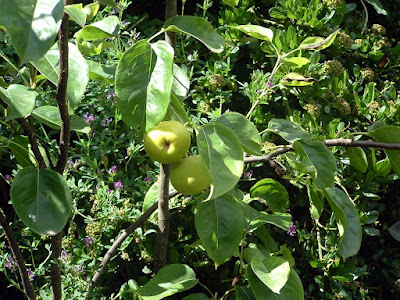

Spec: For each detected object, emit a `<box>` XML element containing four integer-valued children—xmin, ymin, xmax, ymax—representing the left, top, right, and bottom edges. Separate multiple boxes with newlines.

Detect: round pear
<box><xmin>170</xmin><ymin>155</ymin><xmax>212</xmax><ymax>195</ymax></box>
<box><xmin>143</xmin><ymin>120</ymin><xmax>191</xmax><ymax>164</ymax></box>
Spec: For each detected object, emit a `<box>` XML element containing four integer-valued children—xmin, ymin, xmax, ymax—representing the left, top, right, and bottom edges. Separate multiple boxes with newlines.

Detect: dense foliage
<box><xmin>1</xmin><ymin>0</ymin><xmax>400</xmax><ymax>299</ymax></box>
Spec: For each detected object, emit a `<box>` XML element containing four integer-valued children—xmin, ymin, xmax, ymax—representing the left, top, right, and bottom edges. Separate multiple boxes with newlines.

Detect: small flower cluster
<box><xmin>367</xmin><ymin>101</ymin><xmax>380</xmax><ymax>115</ymax></box>
<box><xmin>322</xmin><ymin>0</ymin><xmax>343</xmax><ymax>9</ymax></box>
<box><xmin>360</xmin><ymin>67</ymin><xmax>375</xmax><ymax>81</ymax></box>
<box><xmin>336</xmin><ymin>31</ymin><xmax>353</xmax><ymax>49</ymax></box>
<box><xmin>304</xmin><ymin>103</ymin><xmax>321</xmax><ymax>118</ymax></box>
<box><xmin>4</xmin><ymin>255</ymin><xmax>17</xmax><ymax>272</ymax></box>
<box><xmin>323</xmin><ymin>60</ymin><xmax>343</xmax><ymax>77</ymax></box>
<box><xmin>242</xmin><ymin>170</ymin><xmax>253</xmax><ymax>179</ymax></box>
<box><xmin>336</xmin><ymin>97</ymin><xmax>351</xmax><ymax>116</ymax></box>
<box><xmin>86</xmin><ymin>221</ymin><xmax>102</xmax><ymax>238</ymax></box>
<box><xmin>101</xmin><ymin>117</ymin><xmax>112</xmax><ymax>127</ymax></box>
<box><xmin>85</xmin><ymin>237</ymin><xmax>94</xmax><ymax>248</ymax></box>
<box><xmin>209</xmin><ymin>74</ymin><xmax>225</xmax><ymax>89</ymax></box>
<box><xmin>370</xmin><ymin>24</ymin><xmax>386</xmax><ymax>36</ymax></box>
<box><xmin>114</xmin><ymin>180</ymin><xmax>124</xmax><ymax>191</ymax></box>
<box><xmin>107</xmin><ymin>165</ymin><xmax>118</xmax><ymax>176</ymax></box>
<box><xmin>287</xmin><ymin>221</ymin><xmax>297</xmax><ymax>236</ymax></box>
<box><xmin>83</xmin><ymin>113</ymin><xmax>96</xmax><ymax>125</ymax></box>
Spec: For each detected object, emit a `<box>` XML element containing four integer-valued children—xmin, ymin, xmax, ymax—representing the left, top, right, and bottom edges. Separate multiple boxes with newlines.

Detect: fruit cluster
<box><xmin>143</xmin><ymin>121</ymin><xmax>211</xmax><ymax>196</ymax></box>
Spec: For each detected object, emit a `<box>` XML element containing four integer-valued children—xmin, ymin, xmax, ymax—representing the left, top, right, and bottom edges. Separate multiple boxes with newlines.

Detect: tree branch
<box><xmin>51</xmin><ymin>1</ymin><xmax>71</xmax><ymax>299</ymax></box>
<box><xmin>165</xmin><ymin>0</ymin><xmax>177</xmax><ymax>49</ymax></box>
<box><xmin>0</xmin><ymin>210</ymin><xmax>36</xmax><ymax>299</ymax></box>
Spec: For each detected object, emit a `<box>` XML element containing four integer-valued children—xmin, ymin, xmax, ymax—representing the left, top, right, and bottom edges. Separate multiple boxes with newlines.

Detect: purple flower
<box><xmin>114</xmin><ymin>180</ymin><xmax>124</xmax><ymax>191</ymax></box>
<box><xmin>85</xmin><ymin>237</ymin><xmax>93</xmax><ymax>248</ymax></box>
<box><xmin>267</xmin><ymin>79</ymin><xmax>273</xmax><ymax>87</ymax></box>
<box><xmin>27</xmin><ymin>268</ymin><xmax>34</xmax><ymax>281</ymax></box>
<box><xmin>73</xmin><ymin>265</ymin><xmax>84</xmax><ymax>275</ymax></box>
<box><xmin>60</xmin><ymin>250</ymin><xmax>71</xmax><ymax>262</ymax></box>
<box><xmin>83</xmin><ymin>113</ymin><xmax>96</xmax><ymax>125</ymax></box>
<box><xmin>107</xmin><ymin>165</ymin><xmax>118</xmax><ymax>175</ymax></box>
<box><xmin>144</xmin><ymin>176</ymin><xmax>152</xmax><ymax>182</ymax></box>
<box><xmin>287</xmin><ymin>221</ymin><xmax>297</xmax><ymax>236</ymax></box>
<box><xmin>101</xmin><ymin>118</ymin><xmax>113</xmax><ymax>127</ymax></box>
<box><xmin>4</xmin><ymin>255</ymin><xmax>17</xmax><ymax>272</ymax></box>
<box><xmin>106</xmin><ymin>189</ymin><xmax>112</xmax><ymax>193</ymax></box>
<box><xmin>243</xmin><ymin>170</ymin><xmax>253</xmax><ymax>179</ymax></box>
<box><xmin>5</xmin><ymin>174</ymin><xmax>11</xmax><ymax>180</ymax></box>
<box><xmin>106</xmin><ymin>90</ymin><xmax>116</xmax><ymax>99</ymax></box>
<box><xmin>66</xmin><ymin>159</ymin><xmax>79</xmax><ymax>170</ymax></box>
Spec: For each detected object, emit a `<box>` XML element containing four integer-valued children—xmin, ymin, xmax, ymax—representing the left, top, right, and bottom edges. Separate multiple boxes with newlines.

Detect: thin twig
<box><xmin>359</xmin><ymin>0</ymin><xmax>369</xmax><ymax>34</ymax></box>
<box><xmin>0</xmin><ymin>210</ymin><xmax>36</xmax><ymax>299</ymax></box>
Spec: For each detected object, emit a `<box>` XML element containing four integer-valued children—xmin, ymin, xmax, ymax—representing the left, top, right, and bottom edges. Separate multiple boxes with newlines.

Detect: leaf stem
<box><xmin>0</xmin><ymin>51</ymin><xmax>30</xmax><ymax>87</ymax></box>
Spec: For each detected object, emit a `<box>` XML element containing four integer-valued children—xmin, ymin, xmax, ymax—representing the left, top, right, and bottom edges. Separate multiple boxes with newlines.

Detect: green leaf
<box><xmin>247</xmin><ymin>266</ymin><xmax>304</xmax><ymax>300</ymax></box>
<box><xmin>293</xmin><ymin>140</ymin><xmax>336</xmax><ymax>190</ymax></box>
<box><xmin>83</xmin><ymin>3</ymin><xmax>100</xmax><ymax>22</ymax></box>
<box><xmin>76</xmin><ymin>16</ymin><xmax>119</xmax><ymax>41</ymax></box>
<box><xmin>300</xmin><ymin>30</ymin><xmax>338</xmax><ymax>51</ymax></box>
<box><xmin>10</xmin><ymin>167</ymin><xmax>72</xmax><ymax>236</ymax></box>
<box><xmin>31</xmin><ymin>106</ymin><xmax>90</xmax><ymax>134</ymax></box>
<box><xmin>389</xmin><ymin>222</ymin><xmax>400</xmax><ymax>242</ymax></box>
<box><xmin>217</xmin><ymin>112</ymin><xmax>262</xmax><ymax>155</ymax></box>
<box><xmin>145</xmin><ymin>41</ymin><xmax>174</xmax><ymax>131</ymax></box>
<box><xmin>31</xmin><ymin>42</ymin><xmax>89</xmax><ymax>109</ymax></box>
<box><xmin>194</xmin><ymin>195</ymin><xmax>246</xmax><ymax>266</ymax></box>
<box><xmin>65</xmin><ymin>4</ymin><xmax>86</xmax><ymax>27</ymax></box>
<box><xmin>77</xmin><ymin>40</ymin><xmax>114</xmax><ymax>56</ymax></box>
<box><xmin>281</xmin><ymin>73</ymin><xmax>315</xmax><ymax>86</ymax></box>
<box><xmin>87</xmin><ymin>60</ymin><xmax>116</xmax><ymax>84</ymax></box>
<box><xmin>163</xmin><ymin>16</ymin><xmax>225</xmax><ymax>53</ymax></box>
<box><xmin>283</xmin><ymin>57</ymin><xmax>310</xmax><ymax>69</ymax></box>
<box><xmin>172</xmin><ymin>64</ymin><xmax>190</xmax><ymax>101</ymax></box>
<box><xmin>136</xmin><ymin>264</ymin><xmax>198</xmax><ymax>300</ymax></box>
<box><xmin>268</xmin><ymin>119</ymin><xmax>312</xmax><ymax>143</ymax></box>
<box><xmin>365</xmin><ymin>0</ymin><xmax>387</xmax><ymax>15</ymax></box>
<box><xmin>369</xmin><ymin>126</ymin><xmax>400</xmax><ymax>177</ymax></box>
<box><xmin>346</xmin><ymin>147</ymin><xmax>368</xmax><ymax>173</ymax></box>
<box><xmin>249</xmin><ymin>212</ymin><xmax>292</xmax><ymax>231</ymax></box>
<box><xmin>307</xmin><ymin>183</ymin><xmax>323</xmax><ymax>220</ymax></box>
<box><xmin>251</xmin><ymin>255</ymin><xmax>290</xmax><ymax>294</ymax></box>
<box><xmin>0</xmin><ymin>0</ymin><xmax>63</xmax><ymax>63</ymax></box>
<box><xmin>97</xmin><ymin>0</ymin><xmax>119</xmax><ymax>10</ymax></box>
<box><xmin>374</xmin><ymin>157</ymin><xmax>391</xmax><ymax>177</ymax></box>
<box><xmin>250</xmin><ymin>179</ymin><xmax>289</xmax><ymax>213</ymax></box>
<box><xmin>197</xmin><ymin>124</ymin><xmax>243</xmax><ymax>199</ymax></box>
<box><xmin>182</xmin><ymin>294</ymin><xmax>209</xmax><ymax>300</ymax></box>
<box><xmin>0</xmin><ymin>84</ymin><xmax>37</xmax><ymax>121</ymax></box>
<box><xmin>234</xmin><ymin>25</ymin><xmax>273</xmax><ymax>42</ymax></box>
<box><xmin>324</xmin><ymin>187</ymin><xmax>362</xmax><ymax>261</ymax></box>
<box><xmin>116</xmin><ymin>40</ymin><xmax>174</xmax><ymax>131</ymax></box>
<box><xmin>222</xmin><ymin>0</ymin><xmax>239</xmax><ymax>7</ymax></box>
<box><xmin>9</xmin><ymin>136</ymin><xmax>34</xmax><ymax>167</ymax></box>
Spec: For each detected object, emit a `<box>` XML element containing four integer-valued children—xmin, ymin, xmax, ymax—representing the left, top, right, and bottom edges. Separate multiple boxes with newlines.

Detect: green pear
<box><xmin>143</xmin><ymin>120</ymin><xmax>191</xmax><ymax>164</ymax></box>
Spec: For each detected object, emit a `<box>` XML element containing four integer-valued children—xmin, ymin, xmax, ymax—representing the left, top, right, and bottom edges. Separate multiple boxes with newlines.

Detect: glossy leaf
<box><xmin>197</xmin><ymin>124</ymin><xmax>243</xmax><ymax>199</ymax></box>
<box><xmin>217</xmin><ymin>112</ymin><xmax>262</xmax><ymax>155</ymax></box>
<box><xmin>172</xmin><ymin>64</ymin><xmax>190</xmax><ymax>100</ymax></box>
<box><xmin>31</xmin><ymin>42</ymin><xmax>89</xmax><ymax>109</ymax></box>
<box><xmin>9</xmin><ymin>136</ymin><xmax>34</xmax><ymax>167</ymax></box>
<box><xmin>247</xmin><ymin>266</ymin><xmax>304</xmax><ymax>300</ymax></box>
<box><xmin>83</xmin><ymin>3</ymin><xmax>100</xmax><ymax>22</ymax></box>
<box><xmin>31</xmin><ymin>106</ymin><xmax>90</xmax><ymax>134</ymax></box>
<box><xmin>65</xmin><ymin>4</ymin><xmax>86</xmax><ymax>27</ymax></box>
<box><xmin>0</xmin><ymin>0</ymin><xmax>63</xmax><ymax>63</ymax></box>
<box><xmin>365</xmin><ymin>0</ymin><xmax>387</xmax><ymax>15</ymax></box>
<box><xmin>163</xmin><ymin>16</ymin><xmax>225</xmax><ymax>53</ymax></box>
<box><xmin>250</xmin><ymin>179</ymin><xmax>289</xmax><ymax>213</ymax></box>
<box><xmin>87</xmin><ymin>60</ymin><xmax>115</xmax><ymax>84</ymax></box>
<box><xmin>283</xmin><ymin>57</ymin><xmax>310</xmax><ymax>69</ymax></box>
<box><xmin>0</xmin><ymin>84</ymin><xmax>37</xmax><ymax>121</ymax></box>
<box><xmin>77</xmin><ymin>40</ymin><xmax>114</xmax><ymax>56</ymax></box>
<box><xmin>182</xmin><ymin>294</ymin><xmax>209</xmax><ymax>300</ymax></box>
<box><xmin>234</xmin><ymin>25</ymin><xmax>273</xmax><ymax>42</ymax></box>
<box><xmin>251</xmin><ymin>255</ymin><xmax>290</xmax><ymax>294</ymax></box>
<box><xmin>268</xmin><ymin>119</ymin><xmax>312</xmax><ymax>143</ymax></box>
<box><xmin>293</xmin><ymin>140</ymin><xmax>336</xmax><ymax>190</ymax></box>
<box><xmin>235</xmin><ymin>285</ymin><xmax>256</xmax><ymax>300</ymax></box>
<box><xmin>324</xmin><ymin>187</ymin><xmax>362</xmax><ymax>260</ymax></box>
<box><xmin>300</xmin><ymin>30</ymin><xmax>338</xmax><ymax>51</ymax></box>
<box><xmin>307</xmin><ymin>183</ymin><xmax>323</xmax><ymax>220</ymax></box>
<box><xmin>249</xmin><ymin>212</ymin><xmax>292</xmax><ymax>231</ymax></box>
<box><xmin>370</xmin><ymin>126</ymin><xmax>400</xmax><ymax>177</ymax></box>
<box><xmin>194</xmin><ymin>195</ymin><xmax>246</xmax><ymax>266</ymax></box>
<box><xmin>76</xmin><ymin>16</ymin><xmax>119</xmax><ymax>41</ymax></box>
<box><xmin>281</xmin><ymin>73</ymin><xmax>315</xmax><ymax>86</ymax></box>
<box><xmin>223</xmin><ymin>0</ymin><xmax>239</xmax><ymax>7</ymax></box>
<box><xmin>10</xmin><ymin>167</ymin><xmax>72</xmax><ymax>236</ymax></box>
<box><xmin>346</xmin><ymin>147</ymin><xmax>368</xmax><ymax>173</ymax></box>
<box><xmin>97</xmin><ymin>0</ymin><xmax>119</xmax><ymax>10</ymax></box>
<box><xmin>389</xmin><ymin>222</ymin><xmax>400</xmax><ymax>242</ymax></box>
<box><xmin>136</xmin><ymin>264</ymin><xmax>198</xmax><ymax>300</ymax></box>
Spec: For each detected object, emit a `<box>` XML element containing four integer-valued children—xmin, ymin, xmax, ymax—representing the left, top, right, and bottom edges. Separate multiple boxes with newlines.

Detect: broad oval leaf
<box><xmin>182</xmin><ymin>294</ymin><xmax>209</xmax><ymax>300</ymax></box>
<box><xmin>31</xmin><ymin>106</ymin><xmax>90</xmax><ymax>134</ymax></box>
<box><xmin>369</xmin><ymin>126</ymin><xmax>400</xmax><ymax>177</ymax></box>
<box><xmin>300</xmin><ymin>30</ymin><xmax>338</xmax><ymax>50</ymax></box>
<box><xmin>197</xmin><ymin>124</ymin><xmax>244</xmax><ymax>199</ymax></box>
<box><xmin>9</xmin><ymin>136</ymin><xmax>34</xmax><ymax>167</ymax></box>
<box><xmin>10</xmin><ymin>167</ymin><xmax>72</xmax><ymax>236</ymax></box>
<box><xmin>65</xmin><ymin>4</ymin><xmax>86</xmax><ymax>27</ymax></box>
<box><xmin>281</xmin><ymin>73</ymin><xmax>315</xmax><ymax>86</ymax></box>
<box><xmin>223</xmin><ymin>0</ymin><xmax>239</xmax><ymax>7</ymax></box>
<box><xmin>97</xmin><ymin>0</ymin><xmax>119</xmax><ymax>10</ymax></box>
<box><xmin>0</xmin><ymin>0</ymin><xmax>64</xmax><ymax>63</ymax></box>
<box><xmin>249</xmin><ymin>212</ymin><xmax>292</xmax><ymax>231</ymax></box>
<box><xmin>194</xmin><ymin>195</ymin><xmax>246</xmax><ymax>266</ymax></box>
<box><xmin>163</xmin><ymin>16</ymin><xmax>225</xmax><ymax>53</ymax></box>
<box><xmin>283</xmin><ymin>57</ymin><xmax>310</xmax><ymax>69</ymax></box>
<box><xmin>172</xmin><ymin>64</ymin><xmax>190</xmax><ymax>101</ymax></box>
<box><xmin>234</xmin><ymin>25</ymin><xmax>273</xmax><ymax>42</ymax></box>
<box><xmin>87</xmin><ymin>60</ymin><xmax>116</xmax><ymax>84</ymax></box>
<box><xmin>250</xmin><ymin>179</ymin><xmax>289</xmax><ymax>213</ymax></box>
<box><xmin>217</xmin><ymin>112</ymin><xmax>262</xmax><ymax>155</ymax></box>
<box><xmin>136</xmin><ymin>264</ymin><xmax>198</xmax><ymax>300</ymax></box>
<box><xmin>76</xmin><ymin>16</ymin><xmax>119</xmax><ymax>41</ymax></box>
<box><xmin>247</xmin><ymin>266</ymin><xmax>304</xmax><ymax>300</ymax></box>
<box><xmin>324</xmin><ymin>187</ymin><xmax>362</xmax><ymax>260</ymax></box>
<box><xmin>83</xmin><ymin>3</ymin><xmax>100</xmax><ymax>22</ymax></box>
<box><xmin>268</xmin><ymin>119</ymin><xmax>312</xmax><ymax>143</ymax></box>
<box><xmin>251</xmin><ymin>255</ymin><xmax>290</xmax><ymax>294</ymax></box>
<box><xmin>0</xmin><ymin>84</ymin><xmax>37</xmax><ymax>121</ymax></box>
<box><xmin>307</xmin><ymin>183</ymin><xmax>323</xmax><ymax>220</ymax></box>
<box><xmin>31</xmin><ymin>42</ymin><xmax>89</xmax><ymax>109</ymax></box>
<box><xmin>293</xmin><ymin>140</ymin><xmax>336</xmax><ymax>190</ymax></box>
<box><xmin>346</xmin><ymin>147</ymin><xmax>368</xmax><ymax>173</ymax></box>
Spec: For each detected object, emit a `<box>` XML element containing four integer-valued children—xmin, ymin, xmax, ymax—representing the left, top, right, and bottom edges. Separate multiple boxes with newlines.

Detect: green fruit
<box><xmin>143</xmin><ymin>121</ymin><xmax>191</xmax><ymax>164</ymax></box>
<box><xmin>170</xmin><ymin>155</ymin><xmax>212</xmax><ymax>195</ymax></box>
